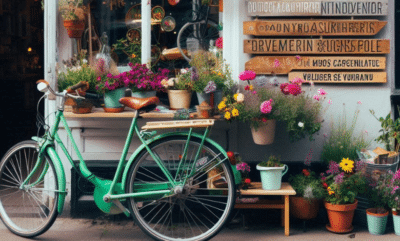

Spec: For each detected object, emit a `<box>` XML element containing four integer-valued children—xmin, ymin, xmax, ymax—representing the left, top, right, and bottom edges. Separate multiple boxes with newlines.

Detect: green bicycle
<box><xmin>0</xmin><ymin>80</ymin><xmax>240</xmax><ymax>241</ymax></box>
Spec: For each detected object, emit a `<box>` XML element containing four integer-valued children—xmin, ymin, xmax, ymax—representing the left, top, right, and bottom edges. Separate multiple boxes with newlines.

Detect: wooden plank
<box><xmin>142</xmin><ymin>119</ymin><xmax>215</xmax><ymax>130</ymax></box>
<box><xmin>243</xmin><ymin>39</ymin><xmax>390</xmax><ymax>54</ymax></box>
<box><xmin>245</xmin><ymin>0</ymin><xmax>388</xmax><ymax>17</ymax></box>
<box><xmin>245</xmin><ymin>56</ymin><xmax>386</xmax><ymax>75</ymax></box>
<box><xmin>288</xmin><ymin>71</ymin><xmax>387</xmax><ymax>83</ymax></box>
<box><xmin>243</xmin><ymin>20</ymin><xmax>387</xmax><ymax>36</ymax></box>
<box><xmin>238</xmin><ymin>182</ymin><xmax>296</xmax><ymax>196</ymax></box>
<box><xmin>64</xmin><ymin>108</ymin><xmax>137</xmax><ymax>118</ymax></box>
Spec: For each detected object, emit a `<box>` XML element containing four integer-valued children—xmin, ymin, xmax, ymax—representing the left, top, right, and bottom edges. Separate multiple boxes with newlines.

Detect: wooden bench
<box><xmin>235</xmin><ymin>182</ymin><xmax>296</xmax><ymax>236</ymax></box>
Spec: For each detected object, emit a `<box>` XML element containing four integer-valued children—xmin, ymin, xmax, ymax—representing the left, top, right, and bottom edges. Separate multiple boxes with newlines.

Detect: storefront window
<box><xmin>77</xmin><ymin>0</ymin><xmax>221</xmax><ymax>71</ymax></box>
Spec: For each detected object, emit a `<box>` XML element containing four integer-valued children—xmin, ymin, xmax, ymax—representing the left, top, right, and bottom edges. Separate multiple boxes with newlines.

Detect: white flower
<box><xmin>298</xmin><ymin>122</ymin><xmax>304</xmax><ymax>128</ymax></box>
<box><xmin>82</xmin><ymin>59</ymin><xmax>88</xmax><ymax>64</ymax></box>
<box><xmin>304</xmin><ymin>186</ymin><xmax>314</xmax><ymax>199</ymax></box>
<box><xmin>236</xmin><ymin>93</ymin><xmax>245</xmax><ymax>103</ymax></box>
<box><xmin>167</xmin><ymin>78</ymin><xmax>175</xmax><ymax>87</ymax></box>
<box><xmin>180</xmin><ymin>68</ymin><xmax>188</xmax><ymax>74</ymax></box>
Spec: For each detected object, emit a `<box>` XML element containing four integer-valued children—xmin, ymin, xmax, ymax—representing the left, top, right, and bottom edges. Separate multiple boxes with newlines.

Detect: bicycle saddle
<box><xmin>119</xmin><ymin>97</ymin><xmax>159</xmax><ymax>110</ymax></box>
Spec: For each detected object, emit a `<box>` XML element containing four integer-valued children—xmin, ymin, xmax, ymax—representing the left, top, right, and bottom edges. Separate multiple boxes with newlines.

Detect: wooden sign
<box><xmin>243</xmin><ymin>20</ymin><xmax>387</xmax><ymax>36</ymax></box>
<box><xmin>288</xmin><ymin>71</ymin><xmax>387</xmax><ymax>83</ymax></box>
<box><xmin>244</xmin><ymin>39</ymin><xmax>390</xmax><ymax>54</ymax></box>
<box><xmin>246</xmin><ymin>56</ymin><xmax>386</xmax><ymax>75</ymax></box>
<box><xmin>246</xmin><ymin>0</ymin><xmax>388</xmax><ymax>16</ymax></box>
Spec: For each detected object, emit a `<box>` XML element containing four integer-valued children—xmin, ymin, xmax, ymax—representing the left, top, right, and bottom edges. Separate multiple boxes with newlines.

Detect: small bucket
<box><xmin>256</xmin><ymin>164</ymin><xmax>288</xmax><ymax>190</ymax></box>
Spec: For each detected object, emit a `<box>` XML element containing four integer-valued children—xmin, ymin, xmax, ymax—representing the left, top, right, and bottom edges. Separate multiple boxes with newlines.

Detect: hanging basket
<box><xmin>63</xmin><ymin>20</ymin><xmax>85</xmax><ymax>39</ymax></box>
<box><xmin>250</xmin><ymin>119</ymin><xmax>276</xmax><ymax>145</ymax></box>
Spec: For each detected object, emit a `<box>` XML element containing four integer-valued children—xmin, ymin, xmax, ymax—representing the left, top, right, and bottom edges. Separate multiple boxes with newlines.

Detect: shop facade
<box><xmin>42</xmin><ymin>0</ymin><xmax>396</xmax><ymax>214</ymax></box>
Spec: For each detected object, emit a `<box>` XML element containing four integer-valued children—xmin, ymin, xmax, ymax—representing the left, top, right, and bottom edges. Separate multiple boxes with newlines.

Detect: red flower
<box><xmin>302</xmin><ymin>169</ymin><xmax>310</xmax><ymax>176</ymax></box>
<box><xmin>322</xmin><ymin>182</ymin><xmax>328</xmax><ymax>189</ymax></box>
<box><xmin>244</xmin><ymin>178</ymin><xmax>251</xmax><ymax>184</ymax></box>
<box><xmin>216</xmin><ymin>37</ymin><xmax>223</xmax><ymax>49</ymax></box>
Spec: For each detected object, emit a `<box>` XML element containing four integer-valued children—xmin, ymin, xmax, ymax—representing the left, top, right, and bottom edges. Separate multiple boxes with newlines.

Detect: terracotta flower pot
<box><xmin>290</xmin><ymin>196</ymin><xmax>320</xmax><ymax>220</ymax></box>
<box><xmin>250</xmin><ymin>119</ymin><xmax>276</xmax><ymax>145</ymax></box>
<box><xmin>63</xmin><ymin>20</ymin><xmax>85</xmax><ymax>39</ymax></box>
<box><xmin>324</xmin><ymin>200</ymin><xmax>358</xmax><ymax>233</ymax></box>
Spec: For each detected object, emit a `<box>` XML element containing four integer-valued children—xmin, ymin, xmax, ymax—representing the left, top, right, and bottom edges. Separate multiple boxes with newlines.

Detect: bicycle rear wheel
<box><xmin>0</xmin><ymin>140</ymin><xmax>58</xmax><ymax>237</ymax></box>
<box><xmin>126</xmin><ymin>136</ymin><xmax>235</xmax><ymax>241</ymax></box>
<box><xmin>177</xmin><ymin>20</ymin><xmax>220</xmax><ymax>62</ymax></box>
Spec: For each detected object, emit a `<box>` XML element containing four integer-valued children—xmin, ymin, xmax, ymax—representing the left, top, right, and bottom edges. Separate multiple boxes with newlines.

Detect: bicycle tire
<box><xmin>177</xmin><ymin>20</ymin><xmax>220</xmax><ymax>62</ymax></box>
<box><xmin>0</xmin><ymin>140</ymin><xmax>59</xmax><ymax>238</ymax></box>
<box><xmin>126</xmin><ymin>136</ymin><xmax>235</xmax><ymax>241</ymax></box>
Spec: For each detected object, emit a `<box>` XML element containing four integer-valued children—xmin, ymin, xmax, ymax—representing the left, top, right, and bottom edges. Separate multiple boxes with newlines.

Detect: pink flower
<box><xmin>273</xmin><ymin>59</ymin><xmax>281</xmax><ymax>68</ymax></box>
<box><xmin>313</xmin><ymin>94</ymin><xmax>320</xmax><ymax>101</ymax></box>
<box><xmin>295</xmin><ymin>55</ymin><xmax>301</xmax><ymax>60</ymax></box>
<box><xmin>328</xmin><ymin>99</ymin><xmax>333</xmax><ymax>104</ymax></box>
<box><xmin>357</xmin><ymin>100</ymin><xmax>362</xmax><ymax>104</ymax></box>
<box><xmin>260</xmin><ymin>99</ymin><xmax>273</xmax><ymax>114</ymax></box>
<box><xmin>291</xmin><ymin>77</ymin><xmax>304</xmax><ymax>85</ymax></box>
<box><xmin>323</xmin><ymin>133</ymin><xmax>328</xmax><ymax>138</ymax></box>
<box><xmin>280</xmin><ymin>83</ymin><xmax>302</xmax><ymax>96</ymax></box>
<box><xmin>261</xmin><ymin>118</ymin><xmax>268</xmax><ymax>123</ymax></box>
<box><xmin>239</xmin><ymin>70</ymin><xmax>256</xmax><ymax>81</ymax></box>
<box><xmin>326</xmin><ymin>161</ymin><xmax>340</xmax><ymax>175</ymax></box>
<box><xmin>216</xmin><ymin>37</ymin><xmax>223</xmax><ymax>49</ymax></box>
<box><xmin>318</xmin><ymin>88</ymin><xmax>327</xmax><ymax>95</ymax></box>
<box><xmin>392</xmin><ymin>186</ymin><xmax>400</xmax><ymax>195</ymax></box>
<box><xmin>334</xmin><ymin>172</ymin><xmax>345</xmax><ymax>184</ymax></box>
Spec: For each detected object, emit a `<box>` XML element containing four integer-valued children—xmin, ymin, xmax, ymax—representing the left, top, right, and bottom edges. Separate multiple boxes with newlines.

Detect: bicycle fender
<box><xmin>121</xmin><ymin>132</ymin><xmax>241</xmax><ymax>191</ymax></box>
<box><xmin>46</xmin><ymin>147</ymin><xmax>67</xmax><ymax>215</ymax></box>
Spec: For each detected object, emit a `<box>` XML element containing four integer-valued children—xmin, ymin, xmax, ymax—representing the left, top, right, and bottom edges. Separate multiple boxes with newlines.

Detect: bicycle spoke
<box><xmin>4</xmin><ymin>163</ymin><xmax>21</xmax><ymax>185</ymax></box>
<box><xmin>9</xmin><ymin>159</ymin><xmax>22</xmax><ymax>184</ymax></box>
<box><xmin>186</xmin><ymin>196</ymin><xmax>225</xmax><ymax>213</ymax></box>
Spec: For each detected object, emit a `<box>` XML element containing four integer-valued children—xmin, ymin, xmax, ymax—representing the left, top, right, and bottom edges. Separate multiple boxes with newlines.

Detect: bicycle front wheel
<box><xmin>126</xmin><ymin>136</ymin><xmax>235</xmax><ymax>241</ymax></box>
<box><xmin>177</xmin><ymin>20</ymin><xmax>220</xmax><ymax>62</ymax></box>
<box><xmin>0</xmin><ymin>140</ymin><xmax>59</xmax><ymax>237</ymax></box>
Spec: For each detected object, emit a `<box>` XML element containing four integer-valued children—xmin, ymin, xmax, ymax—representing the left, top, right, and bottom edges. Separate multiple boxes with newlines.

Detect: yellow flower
<box><xmin>131</xmin><ymin>54</ymin><xmax>137</xmax><ymax>58</ymax></box>
<box><xmin>218</xmin><ymin>101</ymin><xmax>226</xmax><ymax>110</ymax></box>
<box><xmin>249</xmin><ymin>85</ymin><xmax>254</xmax><ymax>91</ymax></box>
<box><xmin>232</xmin><ymin>108</ymin><xmax>239</xmax><ymax>117</ymax></box>
<box><xmin>234</xmin><ymin>93</ymin><xmax>239</xmax><ymax>101</ymax></box>
<box><xmin>328</xmin><ymin>187</ymin><xmax>335</xmax><ymax>195</ymax></box>
<box><xmin>223</xmin><ymin>97</ymin><xmax>228</xmax><ymax>102</ymax></box>
<box><xmin>340</xmin><ymin>158</ymin><xmax>354</xmax><ymax>173</ymax></box>
<box><xmin>224</xmin><ymin>111</ymin><xmax>231</xmax><ymax>120</ymax></box>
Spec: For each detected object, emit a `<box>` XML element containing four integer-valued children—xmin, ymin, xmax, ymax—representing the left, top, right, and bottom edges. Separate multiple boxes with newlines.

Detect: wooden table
<box><xmin>235</xmin><ymin>182</ymin><xmax>296</xmax><ymax>236</ymax></box>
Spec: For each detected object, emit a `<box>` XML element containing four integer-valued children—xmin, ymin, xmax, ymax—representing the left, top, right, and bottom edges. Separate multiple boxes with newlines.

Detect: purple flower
<box><xmin>355</xmin><ymin>161</ymin><xmax>366</xmax><ymax>172</ymax></box>
<box><xmin>334</xmin><ymin>172</ymin><xmax>345</xmax><ymax>184</ymax></box>
<box><xmin>392</xmin><ymin>186</ymin><xmax>400</xmax><ymax>195</ymax></box>
<box><xmin>204</xmin><ymin>81</ymin><xmax>217</xmax><ymax>94</ymax></box>
<box><xmin>326</xmin><ymin>161</ymin><xmax>340</xmax><ymax>175</ymax></box>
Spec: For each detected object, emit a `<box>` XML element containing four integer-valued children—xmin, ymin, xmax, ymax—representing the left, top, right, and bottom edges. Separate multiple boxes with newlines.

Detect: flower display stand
<box><xmin>234</xmin><ymin>182</ymin><xmax>296</xmax><ymax>236</ymax></box>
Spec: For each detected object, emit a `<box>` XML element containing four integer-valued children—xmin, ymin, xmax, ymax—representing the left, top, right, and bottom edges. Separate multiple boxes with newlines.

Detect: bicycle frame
<box><xmin>22</xmin><ymin>108</ymin><xmax>240</xmax><ymax>216</ymax></box>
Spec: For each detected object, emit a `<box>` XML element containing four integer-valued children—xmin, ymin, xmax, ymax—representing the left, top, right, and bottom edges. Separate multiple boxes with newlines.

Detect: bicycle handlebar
<box><xmin>36</xmin><ymin>79</ymin><xmax>86</xmax><ymax>100</ymax></box>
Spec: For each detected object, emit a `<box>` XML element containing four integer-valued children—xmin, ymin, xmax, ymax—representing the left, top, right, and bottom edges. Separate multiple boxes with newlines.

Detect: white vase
<box><xmin>250</xmin><ymin>119</ymin><xmax>276</xmax><ymax>145</ymax></box>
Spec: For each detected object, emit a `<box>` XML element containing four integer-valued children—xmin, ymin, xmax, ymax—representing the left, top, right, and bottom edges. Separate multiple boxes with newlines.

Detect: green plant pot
<box><xmin>394</xmin><ymin>211</ymin><xmax>400</xmax><ymax>236</ymax></box>
<box><xmin>256</xmin><ymin>164</ymin><xmax>288</xmax><ymax>190</ymax></box>
<box><xmin>366</xmin><ymin>208</ymin><xmax>389</xmax><ymax>235</ymax></box>
<box><xmin>131</xmin><ymin>90</ymin><xmax>156</xmax><ymax>98</ymax></box>
<box><xmin>104</xmin><ymin>88</ymin><xmax>126</xmax><ymax>112</ymax></box>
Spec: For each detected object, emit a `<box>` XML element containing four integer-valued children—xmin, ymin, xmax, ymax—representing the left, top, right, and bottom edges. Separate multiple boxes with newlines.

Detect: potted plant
<box><xmin>320</xmin><ymin>158</ymin><xmax>367</xmax><ymax>233</ymax></box>
<box><xmin>161</xmin><ymin>68</ymin><xmax>194</xmax><ymax>110</ymax></box>
<box><xmin>371</xmin><ymin>169</ymin><xmax>400</xmax><ymax>235</ymax></box>
<box><xmin>365</xmin><ymin>173</ymin><xmax>390</xmax><ymax>235</ymax></box>
<box><xmin>235</xmin><ymin>156</ymin><xmax>251</xmax><ymax>190</ymax></box>
<box><xmin>122</xmin><ymin>63</ymin><xmax>169</xmax><ymax>98</ymax></box>
<box><xmin>57</xmin><ymin>50</ymin><xmax>99</xmax><ymax>114</ymax></box>
<box><xmin>289</xmin><ymin>169</ymin><xmax>325</xmax><ymax>220</ymax></box>
<box><xmin>221</xmin><ymin>74</ymin><xmax>325</xmax><ymax>145</ymax></box>
<box><xmin>256</xmin><ymin>155</ymin><xmax>288</xmax><ymax>190</ymax></box>
<box><xmin>190</xmin><ymin>50</ymin><xmax>231</xmax><ymax>109</ymax></box>
<box><xmin>322</xmin><ymin>103</ymin><xmax>371</xmax><ymax>164</ymax></box>
<box><xmin>59</xmin><ymin>0</ymin><xmax>86</xmax><ymax>39</ymax></box>
<box><xmin>112</xmin><ymin>38</ymin><xmax>141</xmax><ymax>65</ymax></box>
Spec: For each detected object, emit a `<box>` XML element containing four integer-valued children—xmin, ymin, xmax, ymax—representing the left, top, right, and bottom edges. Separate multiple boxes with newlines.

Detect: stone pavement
<box><xmin>1</xmin><ymin>213</ymin><xmax>399</xmax><ymax>241</ymax></box>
